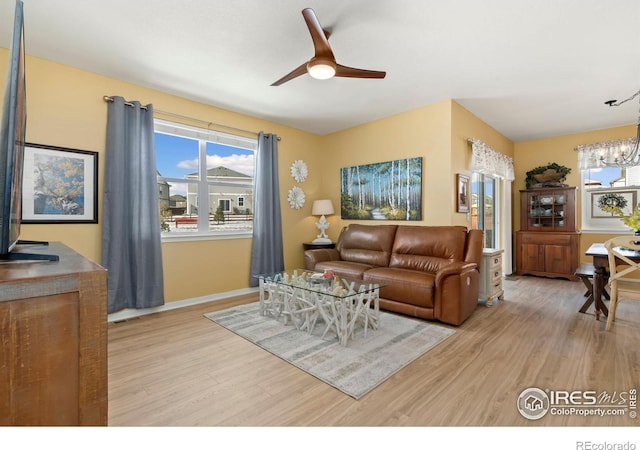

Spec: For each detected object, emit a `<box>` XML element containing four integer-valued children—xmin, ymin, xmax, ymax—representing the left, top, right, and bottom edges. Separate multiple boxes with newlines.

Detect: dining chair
<box><xmin>603</xmin><ymin>236</ymin><xmax>640</xmax><ymax>331</ymax></box>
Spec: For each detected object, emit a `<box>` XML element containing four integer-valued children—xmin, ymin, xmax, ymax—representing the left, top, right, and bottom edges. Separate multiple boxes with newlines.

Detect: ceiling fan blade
<box><xmin>334</xmin><ymin>63</ymin><xmax>386</xmax><ymax>79</ymax></box>
<box><xmin>302</xmin><ymin>8</ymin><xmax>334</xmax><ymax>59</ymax></box>
<box><xmin>271</xmin><ymin>63</ymin><xmax>309</xmax><ymax>86</ymax></box>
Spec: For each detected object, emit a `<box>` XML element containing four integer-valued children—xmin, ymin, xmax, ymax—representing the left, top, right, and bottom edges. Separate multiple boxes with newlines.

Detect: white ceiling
<box><xmin>1</xmin><ymin>0</ymin><xmax>639</xmax><ymax>141</ymax></box>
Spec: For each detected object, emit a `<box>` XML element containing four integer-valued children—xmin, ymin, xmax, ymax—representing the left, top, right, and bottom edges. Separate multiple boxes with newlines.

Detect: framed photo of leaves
<box><xmin>21</xmin><ymin>143</ymin><xmax>98</xmax><ymax>223</ymax></box>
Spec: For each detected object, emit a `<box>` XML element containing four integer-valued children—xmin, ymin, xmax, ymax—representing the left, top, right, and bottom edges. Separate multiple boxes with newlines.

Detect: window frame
<box><xmin>155</xmin><ymin>119</ymin><xmax>257</xmax><ymax>242</ymax></box>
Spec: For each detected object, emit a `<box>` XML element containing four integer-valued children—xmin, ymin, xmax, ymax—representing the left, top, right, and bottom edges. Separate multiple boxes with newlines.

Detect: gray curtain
<box><xmin>249</xmin><ymin>132</ymin><xmax>284</xmax><ymax>287</ymax></box>
<box><xmin>102</xmin><ymin>96</ymin><xmax>165</xmax><ymax>313</ymax></box>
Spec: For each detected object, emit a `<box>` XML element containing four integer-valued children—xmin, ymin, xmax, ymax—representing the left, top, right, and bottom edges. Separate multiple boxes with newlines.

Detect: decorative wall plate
<box><xmin>290</xmin><ymin>159</ymin><xmax>308</xmax><ymax>183</ymax></box>
<box><xmin>287</xmin><ymin>186</ymin><xmax>306</xmax><ymax>209</ymax></box>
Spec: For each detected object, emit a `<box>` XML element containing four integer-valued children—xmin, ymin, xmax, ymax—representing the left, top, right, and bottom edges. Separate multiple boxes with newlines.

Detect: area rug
<box><xmin>204</xmin><ymin>302</ymin><xmax>455</xmax><ymax>399</ymax></box>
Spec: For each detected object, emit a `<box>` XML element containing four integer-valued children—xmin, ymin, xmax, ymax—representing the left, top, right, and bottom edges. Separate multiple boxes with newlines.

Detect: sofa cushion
<box><xmin>315</xmin><ymin>261</ymin><xmax>374</xmax><ymax>280</ymax></box>
<box><xmin>364</xmin><ymin>267</ymin><xmax>435</xmax><ymax>308</ymax></box>
<box><xmin>389</xmin><ymin>226</ymin><xmax>468</xmax><ymax>271</ymax></box>
<box><xmin>337</xmin><ymin>224</ymin><xmax>398</xmax><ymax>267</ymax></box>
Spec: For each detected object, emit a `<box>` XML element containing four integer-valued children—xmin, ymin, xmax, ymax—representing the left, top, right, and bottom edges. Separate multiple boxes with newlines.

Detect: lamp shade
<box><xmin>307</xmin><ymin>58</ymin><xmax>336</xmax><ymax>80</ymax></box>
<box><xmin>312</xmin><ymin>199</ymin><xmax>334</xmax><ymax>216</ymax></box>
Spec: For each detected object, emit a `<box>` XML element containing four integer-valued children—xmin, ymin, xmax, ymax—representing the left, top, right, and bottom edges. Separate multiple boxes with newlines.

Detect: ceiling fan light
<box><xmin>307</xmin><ymin>60</ymin><xmax>336</xmax><ymax>80</ymax></box>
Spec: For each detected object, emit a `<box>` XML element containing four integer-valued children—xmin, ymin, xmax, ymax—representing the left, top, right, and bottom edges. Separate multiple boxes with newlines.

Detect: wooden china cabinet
<box><xmin>516</xmin><ymin>186</ymin><xmax>579</xmax><ymax>280</ymax></box>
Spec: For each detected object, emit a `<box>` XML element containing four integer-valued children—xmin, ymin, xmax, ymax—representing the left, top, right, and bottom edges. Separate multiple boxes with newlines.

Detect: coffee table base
<box><xmin>258</xmin><ymin>276</ymin><xmax>380</xmax><ymax>346</ymax></box>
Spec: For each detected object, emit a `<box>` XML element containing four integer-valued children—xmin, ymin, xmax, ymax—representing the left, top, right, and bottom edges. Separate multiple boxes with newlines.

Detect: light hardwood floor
<box><xmin>107</xmin><ymin>275</ymin><xmax>640</xmax><ymax>426</ymax></box>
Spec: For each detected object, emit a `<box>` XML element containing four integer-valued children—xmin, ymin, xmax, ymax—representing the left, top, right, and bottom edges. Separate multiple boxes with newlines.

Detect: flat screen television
<box><xmin>0</xmin><ymin>0</ymin><xmax>56</xmax><ymax>261</ymax></box>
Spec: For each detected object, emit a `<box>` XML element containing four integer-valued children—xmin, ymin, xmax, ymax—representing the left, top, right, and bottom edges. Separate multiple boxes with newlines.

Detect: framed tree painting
<box><xmin>340</xmin><ymin>157</ymin><xmax>422</xmax><ymax>220</ymax></box>
<box><xmin>21</xmin><ymin>143</ymin><xmax>98</xmax><ymax>223</ymax></box>
<box><xmin>457</xmin><ymin>174</ymin><xmax>470</xmax><ymax>213</ymax></box>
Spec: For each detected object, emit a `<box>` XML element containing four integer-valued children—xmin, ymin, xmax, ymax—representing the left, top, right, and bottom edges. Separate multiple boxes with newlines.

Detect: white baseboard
<box><xmin>107</xmin><ymin>287</ymin><xmax>259</xmax><ymax>323</ymax></box>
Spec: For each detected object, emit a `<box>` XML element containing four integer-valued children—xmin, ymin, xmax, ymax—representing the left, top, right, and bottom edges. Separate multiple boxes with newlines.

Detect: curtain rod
<box><xmin>102</xmin><ymin>95</ymin><xmax>280</xmax><ymax>140</ymax></box>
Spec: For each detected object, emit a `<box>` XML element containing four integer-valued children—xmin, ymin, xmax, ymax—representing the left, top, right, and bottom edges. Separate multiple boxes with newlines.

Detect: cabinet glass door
<box><xmin>529</xmin><ymin>194</ymin><xmax>554</xmax><ymax>229</ymax></box>
<box><xmin>528</xmin><ymin>191</ymin><xmax>568</xmax><ymax>230</ymax></box>
<box><xmin>553</xmin><ymin>192</ymin><xmax>566</xmax><ymax>229</ymax></box>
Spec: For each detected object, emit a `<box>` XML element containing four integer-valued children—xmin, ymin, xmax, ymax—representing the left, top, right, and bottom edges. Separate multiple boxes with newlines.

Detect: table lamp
<box><xmin>311</xmin><ymin>199</ymin><xmax>335</xmax><ymax>243</ymax></box>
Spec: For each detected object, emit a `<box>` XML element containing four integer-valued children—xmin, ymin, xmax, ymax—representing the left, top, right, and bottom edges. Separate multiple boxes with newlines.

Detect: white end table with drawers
<box><xmin>479</xmin><ymin>248</ymin><xmax>504</xmax><ymax>306</ymax></box>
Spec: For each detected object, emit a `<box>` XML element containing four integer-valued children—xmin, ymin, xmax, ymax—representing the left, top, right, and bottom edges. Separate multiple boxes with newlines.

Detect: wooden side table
<box><xmin>479</xmin><ymin>248</ymin><xmax>504</xmax><ymax>306</ymax></box>
<box><xmin>303</xmin><ymin>242</ymin><xmax>336</xmax><ymax>251</ymax></box>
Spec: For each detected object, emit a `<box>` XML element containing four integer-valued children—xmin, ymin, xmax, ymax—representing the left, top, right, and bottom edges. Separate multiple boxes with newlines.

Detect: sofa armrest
<box><xmin>304</xmin><ymin>248</ymin><xmax>341</xmax><ymax>271</ymax></box>
<box><xmin>434</xmin><ymin>261</ymin><xmax>479</xmax><ymax>325</ymax></box>
<box><xmin>434</xmin><ymin>261</ymin><xmax>477</xmax><ymax>286</ymax></box>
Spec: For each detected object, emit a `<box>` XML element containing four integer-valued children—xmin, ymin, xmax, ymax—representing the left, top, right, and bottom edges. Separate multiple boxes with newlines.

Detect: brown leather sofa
<box><xmin>304</xmin><ymin>224</ymin><xmax>484</xmax><ymax>325</ymax></box>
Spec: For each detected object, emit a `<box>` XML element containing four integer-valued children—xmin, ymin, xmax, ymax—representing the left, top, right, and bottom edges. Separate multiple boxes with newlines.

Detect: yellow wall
<box><xmin>513</xmin><ymin>124</ymin><xmax>636</xmax><ymax>263</ymax></box>
<box><xmin>321</xmin><ymin>100</ymin><xmax>454</xmax><ymax>233</ymax></box>
<box><xmin>298</xmin><ymin>99</ymin><xmax>514</xmax><ymax>242</ymax></box>
<box><xmin>0</xmin><ymin>50</ymin><xmax>529</xmax><ymax>305</ymax></box>
<box><xmin>317</xmin><ymin>100</ymin><xmax>511</xmax><ymax>241</ymax></box>
<box><xmin>450</xmin><ymin>101</ymin><xmax>514</xmax><ymax>163</ymax></box>
<box><xmin>1</xmin><ymin>51</ymin><xmax>323</xmax><ymax>301</ymax></box>
<box><xmin>450</xmin><ymin>101</ymin><xmax>514</xmax><ymax>249</ymax></box>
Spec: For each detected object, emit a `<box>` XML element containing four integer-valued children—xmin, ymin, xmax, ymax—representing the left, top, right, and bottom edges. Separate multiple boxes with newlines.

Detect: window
<box><xmin>238</xmin><ymin>197</ymin><xmax>245</xmax><ymax>208</ymax></box>
<box><xmin>471</xmin><ymin>172</ymin><xmax>499</xmax><ymax>248</ymax></box>
<box><xmin>581</xmin><ymin>165</ymin><xmax>640</xmax><ymax>232</ymax></box>
<box><xmin>219</xmin><ymin>199</ymin><xmax>231</xmax><ymax>212</ymax></box>
<box><xmin>154</xmin><ymin>120</ymin><xmax>256</xmax><ymax>238</ymax></box>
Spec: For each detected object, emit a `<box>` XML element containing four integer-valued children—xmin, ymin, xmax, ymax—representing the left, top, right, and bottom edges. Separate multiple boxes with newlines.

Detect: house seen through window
<box><xmin>154</xmin><ymin>120</ymin><xmax>256</xmax><ymax>237</ymax></box>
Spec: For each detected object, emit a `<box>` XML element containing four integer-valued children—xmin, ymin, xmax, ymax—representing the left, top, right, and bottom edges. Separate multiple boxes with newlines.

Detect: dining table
<box><xmin>585</xmin><ymin>241</ymin><xmax>640</xmax><ymax>320</ymax></box>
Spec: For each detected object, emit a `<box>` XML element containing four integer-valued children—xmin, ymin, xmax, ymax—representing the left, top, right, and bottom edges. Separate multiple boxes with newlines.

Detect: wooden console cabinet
<box><xmin>0</xmin><ymin>242</ymin><xmax>107</xmax><ymax>426</ymax></box>
<box><xmin>516</xmin><ymin>187</ymin><xmax>579</xmax><ymax>280</ymax></box>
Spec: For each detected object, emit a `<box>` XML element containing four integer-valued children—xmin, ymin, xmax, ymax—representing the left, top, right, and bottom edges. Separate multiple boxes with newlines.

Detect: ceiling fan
<box><xmin>271</xmin><ymin>8</ymin><xmax>386</xmax><ymax>86</ymax></box>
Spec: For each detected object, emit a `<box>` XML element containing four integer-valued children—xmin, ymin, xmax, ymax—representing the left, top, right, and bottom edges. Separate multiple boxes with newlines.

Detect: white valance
<box><xmin>469</xmin><ymin>139</ymin><xmax>514</xmax><ymax>181</ymax></box>
<box><xmin>577</xmin><ymin>138</ymin><xmax>638</xmax><ymax>169</ymax></box>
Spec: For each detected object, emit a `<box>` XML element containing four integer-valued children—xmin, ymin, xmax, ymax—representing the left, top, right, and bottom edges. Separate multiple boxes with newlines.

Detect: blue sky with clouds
<box><xmin>155</xmin><ymin>133</ymin><xmax>254</xmax><ymax>179</ymax></box>
<box><xmin>586</xmin><ymin>166</ymin><xmax>621</xmax><ymax>186</ymax></box>
<box><xmin>155</xmin><ymin>132</ymin><xmax>255</xmax><ymax>197</ymax></box>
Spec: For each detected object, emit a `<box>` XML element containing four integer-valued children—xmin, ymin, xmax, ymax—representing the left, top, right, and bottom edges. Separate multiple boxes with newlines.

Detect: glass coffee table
<box><xmin>257</xmin><ymin>269</ymin><xmax>384</xmax><ymax>346</ymax></box>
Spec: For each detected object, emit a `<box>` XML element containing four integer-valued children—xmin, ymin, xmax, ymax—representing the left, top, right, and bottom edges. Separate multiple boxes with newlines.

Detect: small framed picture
<box><xmin>457</xmin><ymin>174</ymin><xmax>470</xmax><ymax>213</ymax></box>
<box><xmin>21</xmin><ymin>143</ymin><xmax>98</xmax><ymax>223</ymax></box>
<box><xmin>591</xmin><ymin>190</ymin><xmax>636</xmax><ymax>218</ymax></box>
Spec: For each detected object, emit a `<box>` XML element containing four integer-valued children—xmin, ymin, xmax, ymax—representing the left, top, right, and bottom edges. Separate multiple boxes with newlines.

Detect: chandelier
<box><xmin>599</xmin><ymin>89</ymin><xmax>640</xmax><ymax>168</ymax></box>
